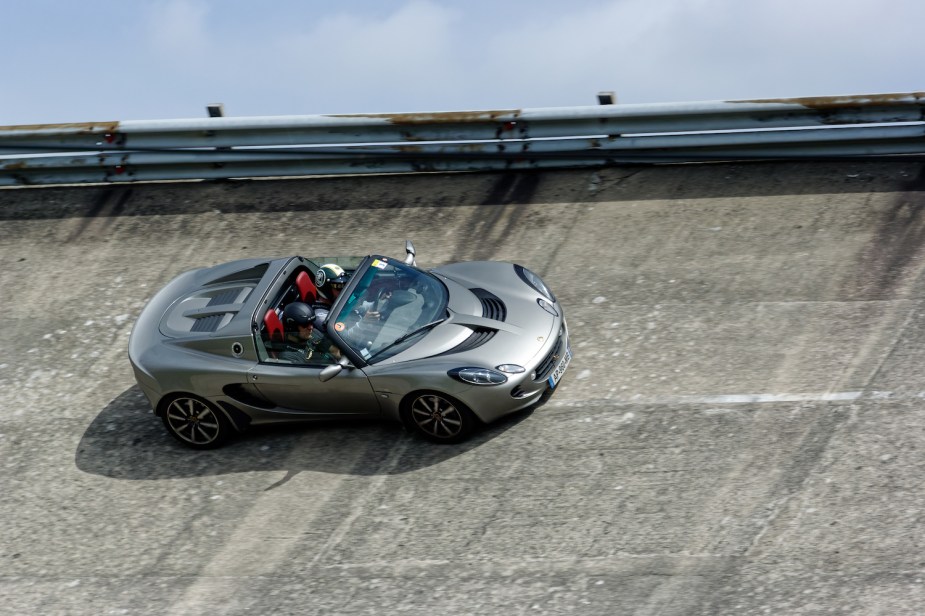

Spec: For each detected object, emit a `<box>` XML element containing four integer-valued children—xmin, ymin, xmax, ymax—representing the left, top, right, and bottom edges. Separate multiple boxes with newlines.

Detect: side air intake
<box><xmin>471</xmin><ymin>288</ymin><xmax>507</xmax><ymax>322</ymax></box>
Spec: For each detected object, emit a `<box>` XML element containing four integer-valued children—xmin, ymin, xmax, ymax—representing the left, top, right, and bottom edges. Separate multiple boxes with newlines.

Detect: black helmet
<box><xmin>282</xmin><ymin>302</ymin><xmax>315</xmax><ymax>330</ymax></box>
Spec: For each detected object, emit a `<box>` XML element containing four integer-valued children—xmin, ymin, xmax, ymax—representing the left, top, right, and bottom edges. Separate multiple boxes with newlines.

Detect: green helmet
<box><xmin>315</xmin><ymin>263</ymin><xmax>348</xmax><ymax>297</ymax></box>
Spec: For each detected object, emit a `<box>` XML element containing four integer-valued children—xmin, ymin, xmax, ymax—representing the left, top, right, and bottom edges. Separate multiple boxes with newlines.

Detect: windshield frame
<box><xmin>324</xmin><ymin>255</ymin><xmax>449</xmax><ymax>366</ymax></box>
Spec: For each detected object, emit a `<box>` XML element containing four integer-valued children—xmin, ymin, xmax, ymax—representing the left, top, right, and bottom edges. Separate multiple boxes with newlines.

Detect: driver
<box><xmin>277</xmin><ymin>302</ymin><xmax>325</xmax><ymax>363</ymax></box>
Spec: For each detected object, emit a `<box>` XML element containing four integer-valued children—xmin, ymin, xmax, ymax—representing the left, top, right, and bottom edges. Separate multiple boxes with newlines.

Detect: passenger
<box><xmin>315</xmin><ymin>264</ymin><xmax>349</xmax><ymax>307</ymax></box>
<box><xmin>277</xmin><ymin>302</ymin><xmax>325</xmax><ymax>363</ymax></box>
<box><xmin>313</xmin><ymin>263</ymin><xmax>350</xmax><ymax>329</ymax></box>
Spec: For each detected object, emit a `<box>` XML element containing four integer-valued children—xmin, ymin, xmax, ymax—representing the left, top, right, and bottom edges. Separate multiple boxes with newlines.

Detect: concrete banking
<box><xmin>1</xmin><ymin>162</ymin><xmax>924</xmax><ymax>615</ymax></box>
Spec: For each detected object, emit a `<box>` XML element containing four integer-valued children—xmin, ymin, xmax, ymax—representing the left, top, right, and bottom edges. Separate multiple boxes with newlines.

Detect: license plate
<box><xmin>547</xmin><ymin>346</ymin><xmax>572</xmax><ymax>389</ymax></box>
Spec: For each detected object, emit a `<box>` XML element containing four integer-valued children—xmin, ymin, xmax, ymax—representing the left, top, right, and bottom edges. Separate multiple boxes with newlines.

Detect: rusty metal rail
<box><xmin>1</xmin><ymin>92</ymin><xmax>923</xmax><ymax>186</ymax></box>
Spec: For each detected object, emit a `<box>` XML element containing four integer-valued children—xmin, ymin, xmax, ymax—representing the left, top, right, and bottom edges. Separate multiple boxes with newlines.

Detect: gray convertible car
<box><xmin>128</xmin><ymin>242</ymin><xmax>571</xmax><ymax>448</ymax></box>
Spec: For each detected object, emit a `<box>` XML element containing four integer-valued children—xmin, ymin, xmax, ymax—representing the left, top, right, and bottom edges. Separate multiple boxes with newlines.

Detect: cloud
<box><xmin>459</xmin><ymin>0</ymin><xmax>925</xmax><ymax>106</ymax></box>
<box><xmin>3</xmin><ymin>0</ymin><xmax>923</xmax><ymax>124</ymax></box>
<box><xmin>265</xmin><ymin>1</ymin><xmax>464</xmax><ymax>112</ymax></box>
<box><xmin>124</xmin><ymin>0</ymin><xmax>925</xmax><ymax>117</ymax></box>
<box><xmin>146</xmin><ymin>0</ymin><xmax>211</xmax><ymax>59</ymax></box>
<box><xmin>471</xmin><ymin>0</ymin><xmax>691</xmax><ymax>106</ymax></box>
<box><xmin>236</xmin><ymin>0</ymin><xmax>693</xmax><ymax>113</ymax></box>
<box><xmin>616</xmin><ymin>0</ymin><xmax>925</xmax><ymax>101</ymax></box>
<box><xmin>286</xmin><ymin>1</ymin><xmax>459</xmax><ymax>69</ymax></box>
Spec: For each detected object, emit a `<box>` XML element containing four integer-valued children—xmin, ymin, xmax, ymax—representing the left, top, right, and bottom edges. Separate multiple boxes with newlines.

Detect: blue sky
<box><xmin>1</xmin><ymin>0</ymin><xmax>921</xmax><ymax>124</ymax></box>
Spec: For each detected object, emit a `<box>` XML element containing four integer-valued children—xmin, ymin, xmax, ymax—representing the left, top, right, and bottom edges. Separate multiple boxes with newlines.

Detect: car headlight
<box><xmin>515</xmin><ymin>264</ymin><xmax>556</xmax><ymax>302</ymax></box>
<box><xmin>537</xmin><ymin>298</ymin><xmax>558</xmax><ymax>317</ymax></box>
<box><xmin>496</xmin><ymin>364</ymin><xmax>525</xmax><ymax>374</ymax></box>
<box><xmin>448</xmin><ymin>367</ymin><xmax>508</xmax><ymax>385</ymax></box>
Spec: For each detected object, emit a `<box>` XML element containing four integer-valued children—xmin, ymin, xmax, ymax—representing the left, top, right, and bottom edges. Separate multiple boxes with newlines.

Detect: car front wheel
<box><xmin>161</xmin><ymin>394</ymin><xmax>232</xmax><ymax>449</ymax></box>
<box><xmin>404</xmin><ymin>392</ymin><xmax>475</xmax><ymax>444</ymax></box>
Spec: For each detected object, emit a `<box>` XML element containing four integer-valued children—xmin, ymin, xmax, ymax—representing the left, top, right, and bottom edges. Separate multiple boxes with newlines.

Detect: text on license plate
<box><xmin>547</xmin><ymin>346</ymin><xmax>572</xmax><ymax>388</ymax></box>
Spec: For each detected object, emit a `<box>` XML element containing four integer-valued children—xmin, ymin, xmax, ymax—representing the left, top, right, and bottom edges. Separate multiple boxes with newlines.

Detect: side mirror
<box><xmin>319</xmin><ymin>355</ymin><xmax>351</xmax><ymax>382</ymax></box>
<box><xmin>319</xmin><ymin>363</ymin><xmax>343</xmax><ymax>382</ymax></box>
<box><xmin>404</xmin><ymin>240</ymin><xmax>416</xmax><ymax>265</ymax></box>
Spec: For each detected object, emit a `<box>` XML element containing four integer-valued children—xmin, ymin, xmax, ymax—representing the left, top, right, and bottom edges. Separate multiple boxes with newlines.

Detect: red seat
<box><xmin>264</xmin><ymin>308</ymin><xmax>284</xmax><ymax>343</ymax></box>
<box><xmin>295</xmin><ymin>270</ymin><xmax>317</xmax><ymax>304</ymax></box>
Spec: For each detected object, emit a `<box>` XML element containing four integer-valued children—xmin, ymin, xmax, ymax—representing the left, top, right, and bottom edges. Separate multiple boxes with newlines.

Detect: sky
<box><xmin>1</xmin><ymin>0</ymin><xmax>921</xmax><ymax>125</ymax></box>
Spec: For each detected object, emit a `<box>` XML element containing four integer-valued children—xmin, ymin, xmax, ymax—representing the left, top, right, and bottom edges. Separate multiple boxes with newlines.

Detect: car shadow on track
<box><xmin>75</xmin><ymin>386</ymin><xmax>532</xmax><ymax>481</ymax></box>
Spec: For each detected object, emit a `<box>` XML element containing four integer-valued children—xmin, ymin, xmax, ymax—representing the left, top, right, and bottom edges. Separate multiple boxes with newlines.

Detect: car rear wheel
<box><xmin>404</xmin><ymin>392</ymin><xmax>475</xmax><ymax>443</ymax></box>
<box><xmin>161</xmin><ymin>394</ymin><xmax>232</xmax><ymax>449</ymax></box>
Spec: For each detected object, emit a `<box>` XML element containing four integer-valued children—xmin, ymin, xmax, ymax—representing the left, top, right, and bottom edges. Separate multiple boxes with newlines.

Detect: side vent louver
<box><xmin>471</xmin><ymin>288</ymin><xmax>507</xmax><ymax>322</ymax></box>
<box><xmin>191</xmin><ymin>314</ymin><xmax>224</xmax><ymax>332</ymax></box>
<box><xmin>168</xmin><ymin>285</ymin><xmax>254</xmax><ymax>335</ymax></box>
<box><xmin>207</xmin><ymin>288</ymin><xmax>242</xmax><ymax>306</ymax></box>
<box><xmin>440</xmin><ymin>289</ymin><xmax>507</xmax><ymax>355</ymax></box>
<box><xmin>436</xmin><ymin>288</ymin><xmax>507</xmax><ymax>357</ymax></box>
<box><xmin>437</xmin><ymin>328</ymin><xmax>497</xmax><ymax>356</ymax></box>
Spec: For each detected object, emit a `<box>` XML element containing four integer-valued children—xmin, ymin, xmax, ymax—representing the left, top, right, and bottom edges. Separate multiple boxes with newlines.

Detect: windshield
<box><xmin>329</xmin><ymin>257</ymin><xmax>448</xmax><ymax>363</ymax></box>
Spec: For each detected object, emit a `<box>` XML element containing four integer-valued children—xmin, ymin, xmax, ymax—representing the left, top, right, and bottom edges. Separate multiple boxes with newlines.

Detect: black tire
<box><xmin>403</xmin><ymin>391</ymin><xmax>475</xmax><ymax>444</ymax></box>
<box><xmin>160</xmin><ymin>394</ymin><xmax>233</xmax><ymax>449</ymax></box>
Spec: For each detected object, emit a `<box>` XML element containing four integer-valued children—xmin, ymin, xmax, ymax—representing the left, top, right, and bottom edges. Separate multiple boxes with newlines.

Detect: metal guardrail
<box><xmin>1</xmin><ymin>92</ymin><xmax>923</xmax><ymax>186</ymax></box>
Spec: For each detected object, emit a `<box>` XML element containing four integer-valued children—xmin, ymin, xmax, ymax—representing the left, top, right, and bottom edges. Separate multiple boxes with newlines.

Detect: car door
<box><xmin>246</xmin><ymin>361</ymin><xmax>380</xmax><ymax>416</ymax></box>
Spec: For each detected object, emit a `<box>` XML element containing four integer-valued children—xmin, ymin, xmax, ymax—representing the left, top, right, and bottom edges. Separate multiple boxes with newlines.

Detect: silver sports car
<box><xmin>128</xmin><ymin>242</ymin><xmax>571</xmax><ymax>448</ymax></box>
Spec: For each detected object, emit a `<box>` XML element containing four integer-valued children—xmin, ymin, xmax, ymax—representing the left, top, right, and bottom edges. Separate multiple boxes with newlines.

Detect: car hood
<box><xmin>382</xmin><ymin>261</ymin><xmax>563</xmax><ymax>366</ymax></box>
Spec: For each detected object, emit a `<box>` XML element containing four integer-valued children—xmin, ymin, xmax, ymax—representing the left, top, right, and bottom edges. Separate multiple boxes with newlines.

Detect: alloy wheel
<box><xmin>165</xmin><ymin>396</ymin><xmax>223</xmax><ymax>446</ymax></box>
<box><xmin>410</xmin><ymin>394</ymin><xmax>465</xmax><ymax>439</ymax></box>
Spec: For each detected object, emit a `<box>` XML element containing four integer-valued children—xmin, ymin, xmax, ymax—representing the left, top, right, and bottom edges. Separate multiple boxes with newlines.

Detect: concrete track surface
<box><xmin>2</xmin><ymin>162</ymin><xmax>924</xmax><ymax>615</ymax></box>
